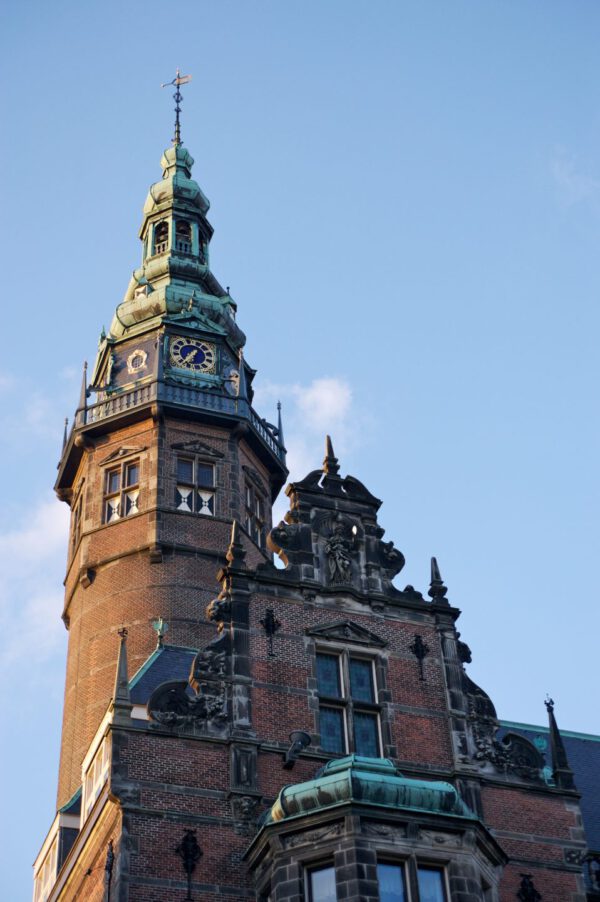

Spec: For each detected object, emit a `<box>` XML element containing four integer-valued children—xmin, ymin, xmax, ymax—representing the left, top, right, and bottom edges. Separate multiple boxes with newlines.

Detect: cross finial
<box><xmin>161</xmin><ymin>69</ymin><xmax>192</xmax><ymax>146</ymax></box>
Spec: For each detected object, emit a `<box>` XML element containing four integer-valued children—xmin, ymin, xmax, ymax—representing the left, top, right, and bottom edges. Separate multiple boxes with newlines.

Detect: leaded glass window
<box><xmin>244</xmin><ymin>482</ymin><xmax>266</xmax><ymax>548</ymax></box>
<box><xmin>316</xmin><ymin>651</ymin><xmax>380</xmax><ymax>757</ymax></box>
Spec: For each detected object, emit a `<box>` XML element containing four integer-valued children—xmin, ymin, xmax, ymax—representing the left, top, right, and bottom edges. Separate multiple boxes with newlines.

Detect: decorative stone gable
<box><xmin>267</xmin><ymin>437</ymin><xmax>406</xmax><ymax>600</ymax></box>
<box><xmin>306</xmin><ymin>620</ymin><xmax>387</xmax><ymax>648</ymax></box>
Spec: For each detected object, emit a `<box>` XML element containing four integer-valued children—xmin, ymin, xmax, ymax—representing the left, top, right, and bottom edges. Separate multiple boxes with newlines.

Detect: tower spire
<box><xmin>544</xmin><ymin>696</ymin><xmax>576</xmax><ymax>790</ymax></box>
<box><xmin>161</xmin><ymin>69</ymin><xmax>192</xmax><ymax>146</ymax></box>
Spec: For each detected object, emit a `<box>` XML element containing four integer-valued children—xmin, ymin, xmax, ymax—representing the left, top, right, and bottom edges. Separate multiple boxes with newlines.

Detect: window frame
<box><xmin>244</xmin><ymin>480</ymin><xmax>266</xmax><ymax>549</ymax></box>
<box><xmin>175</xmin><ymin>454</ymin><xmax>216</xmax><ymax>517</ymax></box>
<box><xmin>316</xmin><ymin>647</ymin><xmax>382</xmax><ymax>757</ymax></box>
<box><xmin>305</xmin><ymin>862</ymin><xmax>338</xmax><ymax>902</ymax></box>
<box><xmin>102</xmin><ymin>459</ymin><xmax>140</xmax><ymax>524</ymax></box>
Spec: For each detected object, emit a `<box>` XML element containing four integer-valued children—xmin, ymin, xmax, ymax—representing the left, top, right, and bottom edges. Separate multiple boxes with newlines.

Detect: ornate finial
<box><xmin>175</xmin><ymin>829</ymin><xmax>203</xmax><ymax>901</ymax></box>
<box><xmin>545</xmin><ymin>695</ymin><xmax>576</xmax><ymax>790</ymax></box>
<box><xmin>62</xmin><ymin>417</ymin><xmax>69</xmax><ymax>451</ymax></box>
<box><xmin>78</xmin><ymin>361</ymin><xmax>88</xmax><ymax>412</ymax></box>
<box><xmin>161</xmin><ymin>69</ymin><xmax>192</xmax><ymax>146</ymax></box>
<box><xmin>152</xmin><ymin>617</ymin><xmax>169</xmax><ymax>648</ymax></box>
<box><xmin>428</xmin><ymin>556</ymin><xmax>449</xmax><ymax>604</ymax></box>
<box><xmin>237</xmin><ymin>349</ymin><xmax>248</xmax><ymax>401</ymax></box>
<box><xmin>276</xmin><ymin>401</ymin><xmax>285</xmax><ymax>449</ymax></box>
<box><xmin>323</xmin><ymin>435</ymin><xmax>340</xmax><ymax>475</ymax></box>
<box><xmin>409</xmin><ymin>634</ymin><xmax>430</xmax><ymax>681</ymax></box>
<box><xmin>260</xmin><ymin>608</ymin><xmax>282</xmax><ymax>656</ymax></box>
<box><xmin>226</xmin><ymin>519</ymin><xmax>247</xmax><ymax>569</ymax></box>
<box><xmin>112</xmin><ymin>628</ymin><xmax>131</xmax><ymax>711</ymax></box>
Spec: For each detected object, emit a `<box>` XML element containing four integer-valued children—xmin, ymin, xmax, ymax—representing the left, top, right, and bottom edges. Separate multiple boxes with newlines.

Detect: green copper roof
<box><xmin>267</xmin><ymin>756</ymin><xmax>476</xmax><ymax>823</ymax></box>
<box><xmin>107</xmin><ymin>144</ymin><xmax>244</xmax><ymax>350</ymax></box>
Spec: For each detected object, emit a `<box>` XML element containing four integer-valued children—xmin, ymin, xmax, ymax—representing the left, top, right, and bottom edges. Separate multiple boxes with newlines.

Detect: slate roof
<box><xmin>499</xmin><ymin>720</ymin><xmax>600</xmax><ymax>853</ymax></box>
<box><xmin>129</xmin><ymin>645</ymin><xmax>197</xmax><ymax>704</ymax></box>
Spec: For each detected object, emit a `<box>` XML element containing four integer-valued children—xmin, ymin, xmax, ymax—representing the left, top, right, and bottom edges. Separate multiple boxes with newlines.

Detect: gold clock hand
<box><xmin>183</xmin><ymin>349</ymin><xmax>198</xmax><ymax>362</ymax></box>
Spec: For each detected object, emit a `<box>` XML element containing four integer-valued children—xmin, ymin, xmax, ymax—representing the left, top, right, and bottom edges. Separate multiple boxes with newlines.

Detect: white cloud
<box><xmin>0</xmin><ymin>497</ymin><xmax>69</xmax><ymax>674</ymax></box>
<box><xmin>550</xmin><ymin>148</ymin><xmax>600</xmax><ymax>206</ymax></box>
<box><xmin>255</xmin><ymin>375</ymin><xmax>364</xmax><ymax>524</ymax></box>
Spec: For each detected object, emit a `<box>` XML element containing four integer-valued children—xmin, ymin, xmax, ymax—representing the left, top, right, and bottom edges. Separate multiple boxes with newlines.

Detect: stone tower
<box><xmin>35</xmin><ymin>113</ymin><xmax>591</xmax><ymax>902</ymax></box>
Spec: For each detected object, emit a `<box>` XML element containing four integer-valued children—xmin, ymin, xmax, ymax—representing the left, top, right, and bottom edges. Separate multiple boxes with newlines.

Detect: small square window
<box><xmin>349</xmin><ymin>659</ymin><xmax>374</xmax><ymax>702</ymax></box>
<box><xmin>106</xmin><ymin>469</ymin><xmax>120</xmax><ymax>494</ymax></box>
<box><xmin>319</xmin><ymin>707</ymin><xmax>345</xmax><ymax>754</ymax></box>
<box><xmin>353</xmin><ymin>711</ymin><xmax>379</xmax><ymax>757</ymax></box>
<box><xmin>197</xmin><ymin>463</ymin><xmax>214</xmax><ymax>487</ymax></box>
<box><xmin>125</xmin><ymin>462</ymin><xmax>139</xmax><ymax>487</ymax></box>
<box><xmin>317</xmin><ymin>654</ymin><xmax>342</xmax><ymax>698</ymax></box>
<box><xmin>177</xmin><ymin>457</ymin><xmax>194</xmax><ymax>483</ymax></box>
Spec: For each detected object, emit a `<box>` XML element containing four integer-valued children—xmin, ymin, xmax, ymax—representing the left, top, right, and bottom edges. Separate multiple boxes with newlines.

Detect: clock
<box><xmin>169</xmin><ymin>336</ymin><xmax>217</xmax><ymax>373</ymax></box>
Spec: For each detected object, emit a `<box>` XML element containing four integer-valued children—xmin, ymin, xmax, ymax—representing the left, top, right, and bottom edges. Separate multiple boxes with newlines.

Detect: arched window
<box><xmin>153</xmin><ymin>220</ymin><xmax>169</xmax><ymax>254</ymax></box>
<box><xmin>175</xmin><ymin>220</ymin><xmax>192</xmax><ymax>253</ymax></box>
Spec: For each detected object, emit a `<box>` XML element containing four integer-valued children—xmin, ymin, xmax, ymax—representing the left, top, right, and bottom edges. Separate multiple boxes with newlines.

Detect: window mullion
<box><xmin>342</xmin><ymin>651</ymin><xmax>353</xmax><ymax>754</ymax></box>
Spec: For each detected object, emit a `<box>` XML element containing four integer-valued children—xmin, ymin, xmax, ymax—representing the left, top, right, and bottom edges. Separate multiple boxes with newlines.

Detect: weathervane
<box><xmin>161</xmin><ymin>68</ymin><xmax>192</xmax><ymax>146</ymax></box>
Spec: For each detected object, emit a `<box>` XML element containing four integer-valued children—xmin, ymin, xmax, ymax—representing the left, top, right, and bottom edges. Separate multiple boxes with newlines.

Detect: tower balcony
<box><xmin>57</xmin><ymin>379</ymin><xmax>287</xmax><ymax>495</ymax></box>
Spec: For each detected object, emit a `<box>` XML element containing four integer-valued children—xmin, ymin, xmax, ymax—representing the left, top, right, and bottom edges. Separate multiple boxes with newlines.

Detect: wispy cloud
<box><xmin>550</xmin><ymin>148</ymin><xmax>600</xmax><ymax>207</ymax></box>
<box><xmin>254</xmin><ymin>375</ymin><xmax>366</xmax><ymax>524</ymax></box>
<box><xmin>0</xmin><ymin>497</ymin><xmax>69</xmax><ymax>679</ymax></box>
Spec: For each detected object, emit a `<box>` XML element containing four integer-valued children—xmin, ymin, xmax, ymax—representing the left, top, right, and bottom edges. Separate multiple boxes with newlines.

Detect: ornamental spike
<box><xmin>545</xmin><ymin>696</ymin><xmax>576</xmax><ymax>790</ymax></box>
<box><xmin>428</xmin><ymin>556</ymin><xmax>449</xmax><ymax>604</ymax></box>
<box><xmin>237</xmin><ymin>349</ymin><xmax>248</xmax><ymax>401</ymax></box>
<box><xmin>62</xmin><ymin>417</ymin><xmax>69</xmax><ymax>451</ymax></box>
<box><xmin>323</xmin><ymin>434</ymin><xmax>340</xmax><ymax>476</ymax></box>
<box><xmin>78</xmin><ymin>361</ymin><xmax>88</xmax><ymax>412</ymax></box>
<box><xmin>277</xmin><ymin>401</ymin><xmax>285</xmax><ymax>450</ymax></box>
<box><xmin>113</xmin><ymin>627</ymin><xmax>131</xmax><ymax>709</ymax></box>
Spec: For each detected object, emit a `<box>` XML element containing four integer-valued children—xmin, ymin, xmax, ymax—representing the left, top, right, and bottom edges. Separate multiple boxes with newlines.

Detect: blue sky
<box><xmin>2</xmin><ymin>1</ymin><xmax>600</xmax><ymax>895</ymax></box>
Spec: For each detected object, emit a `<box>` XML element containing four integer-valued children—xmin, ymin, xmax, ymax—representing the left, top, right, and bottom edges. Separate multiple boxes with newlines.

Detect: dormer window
<box><xmin>153</xmin><ymin>220</ymin><xmax>168</xmax><ymax>254</ymax></box>
<box><xmin>175</xmin><ymin>219</ymin><xmax>192</xmax><ymax>253</ymax></box>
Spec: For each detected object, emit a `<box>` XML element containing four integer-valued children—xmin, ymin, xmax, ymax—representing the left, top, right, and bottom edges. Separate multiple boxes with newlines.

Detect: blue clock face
<box><xmin>170</xmin><ymin>336</ymin><xmax>216</xmax><ymax>372</ymax></box>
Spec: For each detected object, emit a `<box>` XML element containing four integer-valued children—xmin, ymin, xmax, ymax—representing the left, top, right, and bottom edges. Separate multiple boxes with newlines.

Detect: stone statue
<box><xmin>325</xmin><ymin>519</ymin><xmax>353</xmax><ymax>584</ymax></box>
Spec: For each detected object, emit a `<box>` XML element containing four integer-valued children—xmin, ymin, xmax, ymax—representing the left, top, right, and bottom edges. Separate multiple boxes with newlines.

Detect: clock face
<box><xmin>170</xmin><ymin>336</ymin><xmax>217</xmax><ymax>373</ymax></box>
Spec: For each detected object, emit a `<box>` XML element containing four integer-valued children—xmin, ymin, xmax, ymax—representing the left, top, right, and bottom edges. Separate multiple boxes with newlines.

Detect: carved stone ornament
<box><xmin>306</xmin><ymin>620</ymin><xmax>387</xmax><ymax>648</ymax></box>
<box><xmin>206</xmin><ymin>595</ymin><xmax>231</xmax><ymax>632</ymax></box>
<box><xmin>517</xmin><ymin>873</ymin><xmax>542</xmax><ymax>901</ymax></box>
<box><xmin>283</xmin><ymin>822</ymin><xmax>344</xmax><ymax>849</ymax></box>
<box><xmin>230</xmin><ymin>795</ymin><xmax>261</xmax><ymax>835</ymax></box>
<box><xmin>324</xmin><ymin>515</ymin><xmax>356</xmax><ymax>585</ymax></box>
<box><xmin>148</xmin><ymin>632</ymin><xmax>230</xmax><ymax>730</ymax></box>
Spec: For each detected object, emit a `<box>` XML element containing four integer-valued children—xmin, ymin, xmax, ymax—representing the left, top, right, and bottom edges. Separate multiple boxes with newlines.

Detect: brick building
<box><xmin>34</xmin><ymin>96</ymin><xmax>599</xmax><ymax>902</ymax></box>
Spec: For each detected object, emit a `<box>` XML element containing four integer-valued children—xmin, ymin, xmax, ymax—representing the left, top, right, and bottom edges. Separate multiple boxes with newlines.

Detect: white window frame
<box><xmin>175</xmin><ymin>455</ymin><xmax>215</xmax><ymax>516</ymax></box>
<box><xmin>103</xmin><ymin>459</ymin><xmax>140</xmax><ymax>524</ymax></box>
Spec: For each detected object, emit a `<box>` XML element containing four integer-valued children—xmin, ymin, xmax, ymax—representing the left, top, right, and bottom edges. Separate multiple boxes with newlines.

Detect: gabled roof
<box><xmin>499</xmin><ymin>720</ymin><xmax>600</xmax><ymax>852</ymax></box>
<box><xmin>129</xmin><ymin>645</ymin><xmax>197</xmax><ymax>704</ymax></box>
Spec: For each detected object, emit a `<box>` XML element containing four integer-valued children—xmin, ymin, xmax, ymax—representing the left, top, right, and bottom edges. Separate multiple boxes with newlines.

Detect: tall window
<box><xmin>103</xmin><ymin>460</ymin><xmax>140</xmax><ymax>523</ymax></box>
<box><xmin>153</xmin><ymin>220</ymin><xmax>168</xmax><ymax>254</ymax></box>
<box><xmin>82</xmin><ymin>735</ymin><xmax>111</xmax><ymax>822</ymax></box>
<box><xmin>316</xmin><ymin>651</ymin><xmax>380</xmax><ymax>757</ymax></box>
<box><xmin>175</xmin><ymin>219</ymin><xmax>192</xmax><ymax>253</ymax></box>
<box><xmin>71</xmin><ymin>495</ymin><xmax>83</xmax><ymax>554</ymax></box>
<box><xmin>175</xmin><ymin>456</ymin><xmax>215</xmax><ymax>515</ymax></box>
<box><xmin>244</xmin><ymin>483</ymin><xmax>265</xmax><ymax>548</ymax></box>
<box><xmin>307</xmin><ymin>865</ymin><xmax>337</xmax><ymax>902</ymax></box>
